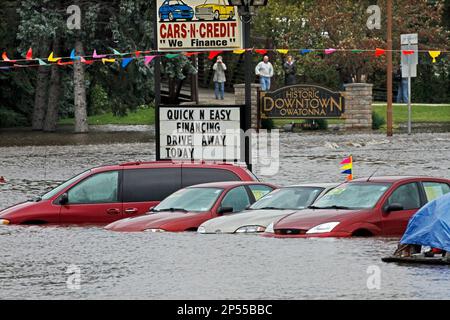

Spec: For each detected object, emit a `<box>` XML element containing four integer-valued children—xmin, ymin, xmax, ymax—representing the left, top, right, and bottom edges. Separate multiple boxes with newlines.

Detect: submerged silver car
<box><xmin>197</xmin><ymin>183</ymin><xmax>338</xmax><ymax>234</ymax></box>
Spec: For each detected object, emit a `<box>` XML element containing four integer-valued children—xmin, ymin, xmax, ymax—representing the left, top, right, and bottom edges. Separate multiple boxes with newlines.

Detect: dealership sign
<box><xmin>156</xmin><ymin>0</ymin><xmax>243</xmax><ymax>51</ymax></box>
<box><xmin>157</xmin><ymin>105</ymin><xmax>244</xmax><ymax>161</ymax></box>
<box><xmin>260</xmin><ymin>85</ymin><xmax>345</xmax><ymax>119</ymax></box>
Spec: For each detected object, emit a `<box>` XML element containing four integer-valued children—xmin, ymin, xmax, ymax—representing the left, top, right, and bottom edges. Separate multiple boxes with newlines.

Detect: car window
<box><xmin>423</xmin><ymin>182</ymin><xmax>450</xmax><ymax>202</ymax></box>
<box><xmin>221</xmin><ymin>186</ymin><xmax>251</xmax><ymax>213</ymax></box>
<box><xmin>387</xmin><ymin>183</ymin><xmax>421</xmax><ymax>210</ymax></box>
<box><xmin>248</xmin><ymin>185</ymin><xmax>274</xmax><ymax>201</ymax></box>
<box><xmin>41</xmin><ymin>170</ymin><xmax>90</xmax><ymax>200</ymax></box>
<box><xmin>251</xmin><ymin>187</ymin><xmax>325</xmax><ymax>210</ymax></box>
<box><xmin>68</xmin><ymin>171</ymin><xmax>119</xmax><ymax>204</ymax></box>
<box><xmin>182</xmin><ymin>168</ymin><xmax>240</xmax><ymax>187</ymax></box>
<box><xmin>155</xmin><ymin>187</ymin><xmax>223</xmax><ymax>212</ymax></box>
<box><xmin>122</xmin><ymin>168</ymin><xmax>181</xmax><ymax>202</ymax></box>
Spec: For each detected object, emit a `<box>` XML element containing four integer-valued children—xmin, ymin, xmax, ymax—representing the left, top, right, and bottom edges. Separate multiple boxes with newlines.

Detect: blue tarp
<box><xmin>401</xmin><ymin>193</ymin><xmax>450</xmax><ymax>251</ymax></box>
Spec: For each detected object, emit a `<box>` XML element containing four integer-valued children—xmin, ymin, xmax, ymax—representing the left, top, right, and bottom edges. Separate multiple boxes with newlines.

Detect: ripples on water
<box><xmin>0</xmin><ymin>130</ymin><xmax>450</xmax><ymax>299</ymax></box>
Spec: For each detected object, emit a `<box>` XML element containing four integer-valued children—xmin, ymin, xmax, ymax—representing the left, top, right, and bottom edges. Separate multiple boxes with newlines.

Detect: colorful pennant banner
<box><xmin>340</xmin><ymin>156</ymin><xmax>353</xmax><ymax>181</ymax></box>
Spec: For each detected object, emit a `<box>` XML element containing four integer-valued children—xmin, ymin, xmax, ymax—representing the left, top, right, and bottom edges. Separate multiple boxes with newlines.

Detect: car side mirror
<box><xmin>218</xmin><ymin>207</ymin><xmax>234</xmax><ymax>215</ymax></box>
<box><xmin>384</xmin><ymin>203</ymin><xmax>404</xmax><ymax>213</ymax></box>
<box><xmin>59</xmin><ymin>193</ymin><xmax>69</xmax><ymax>205</ymax></box>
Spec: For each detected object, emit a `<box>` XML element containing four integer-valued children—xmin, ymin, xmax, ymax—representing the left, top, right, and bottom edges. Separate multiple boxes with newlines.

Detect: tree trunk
<box><xmin>43</xmin><ymin>39</ymin><xmax>61</xmax><ymax>132</ymax></box>
<box><xmin>73</xmin><ymin>40</ymin><xmax>88</xmax><ymax>133</ymax></box>
<box><xmin>32</xmin><ymin>45</ymin><xmax>50</xmax><ymax>131</ymax></box>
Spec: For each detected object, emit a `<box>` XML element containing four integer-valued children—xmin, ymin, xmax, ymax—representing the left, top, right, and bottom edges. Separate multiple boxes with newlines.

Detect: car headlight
<box><xmin>265</xmin><ymin>222</ymin><xmax>275</xmax><ymax>234</ymax></box>
<box><xmin>306</xmin><ymin>222</ymin><xmax>340</xmax><ymax>234</ymax></box>
<box><xmin>0</xmin><ymin>219</ymin><xmax>10</xmax><ymax>226</ymax></box>
<box><xmin>235</xmin><ymin>226</ymin><xmax>266</xmax><ymax>234</ymax></box>
<box><xmin>197</xmin><ymin>226</ymin><xmax>206</xmax><ymax>234</ymax></box>
<box><xmin>175</xmin><ymin>9</ymin><xmax>181</xmax><ymax>12</ymax></box>
<box><xmin>144</xmin><ymin>229</ymin><xmax>166</xmax><ymax>233</ymax></box>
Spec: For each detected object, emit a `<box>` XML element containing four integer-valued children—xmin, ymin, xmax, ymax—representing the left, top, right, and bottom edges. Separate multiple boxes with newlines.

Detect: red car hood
<box><xmin>274</xmin><ymin>209</ymin><xmax>370</xmax><ymax>231</ymax></box>
<box><xmin>105</xmin><ymin>211</ymin><xmax>202</xmax><ymax>232</ymax></box>
<box><xmin>0</xmin><ymin>202</ymin><xmax>37</xmax><ymax>219</ymax></box>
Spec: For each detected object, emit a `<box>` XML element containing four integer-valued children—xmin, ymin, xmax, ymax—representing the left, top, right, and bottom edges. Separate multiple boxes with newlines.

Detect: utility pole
<box><xmin>386</xmin><ymin>0</ymin><xmax>393</xmax><ymax>137</ymax></box>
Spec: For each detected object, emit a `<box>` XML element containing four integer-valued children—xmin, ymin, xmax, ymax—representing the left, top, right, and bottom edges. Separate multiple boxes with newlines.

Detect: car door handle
<box><xmin>107</xmin><ymin>208</ymin><xmax>121</xmax><ymax>215</ymax></box>
<box><xmin>124</xmin><ymin>208</ymin><xmax>139</xmax><ymax>214</ymax></box>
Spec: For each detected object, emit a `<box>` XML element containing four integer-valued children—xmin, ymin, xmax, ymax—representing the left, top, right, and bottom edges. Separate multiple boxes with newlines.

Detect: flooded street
<box><xmin>1</xmin><ymin>127</ymin><xmax>450</xmax><ymax>299</ymax></box>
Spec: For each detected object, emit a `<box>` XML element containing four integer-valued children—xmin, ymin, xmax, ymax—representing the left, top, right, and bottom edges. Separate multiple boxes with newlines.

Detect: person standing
<box><xmin>213</xmin><ymin>56</ymin><xmax>227</xmax><ymax>100</ymax></box>
<box><xmin>255</xmin><ymin>56</ymin><xmax>274</xmax><ymax>91</ymax></box>
<box><xmin>396</xmin><ymin>66</ymin><xmax>409</xmax><ymax>103</ymax></box>
<box><xmin>283</xmin><ymin>55</ymin><xmax>297</xmax><ymax>86</ymax></box>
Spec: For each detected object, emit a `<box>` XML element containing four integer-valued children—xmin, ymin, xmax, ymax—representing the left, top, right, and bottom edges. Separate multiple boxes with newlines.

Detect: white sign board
<box><xmin>156</xmin><ymin>0</ymin><xmax>243</xmax><ymax>52</ymax></box>
<box><xmin>159</xmin><ymin>106</ymin><xmax>242</xmax><ymax>161</ymax></box>
<box><xmin>401</xmin><ymin>33</ymin><xmax>418</xmax><ymax>78</ymax></box>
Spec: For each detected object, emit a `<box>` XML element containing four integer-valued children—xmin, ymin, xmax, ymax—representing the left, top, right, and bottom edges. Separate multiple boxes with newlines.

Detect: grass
<box><xmin>58</xmin><ymin>104</ymin><xmax>450</xmax><ymax>128</ymax></box>
<box><xmin>274</xmin><ymin>104</ymin><xmax>450</xmax><ymax>128</ymax></box>
<box><xmin>59</xmin><ymin>107</ymin><xmax>155</xmax><ymax>126</ymax></box>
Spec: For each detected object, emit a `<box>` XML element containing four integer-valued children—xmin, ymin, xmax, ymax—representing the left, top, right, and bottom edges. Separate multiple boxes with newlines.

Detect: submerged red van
<box><xmin>0</xmin><ymin>161</ymin><xmax>257</xmax><ymax>226</ymax></box>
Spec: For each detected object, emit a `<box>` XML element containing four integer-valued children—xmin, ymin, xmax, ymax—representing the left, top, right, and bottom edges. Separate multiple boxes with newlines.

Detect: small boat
<box><xmin>382</xmin><ymin>192</ymin><xmax>450</xmax><ymax>266</ymax></box>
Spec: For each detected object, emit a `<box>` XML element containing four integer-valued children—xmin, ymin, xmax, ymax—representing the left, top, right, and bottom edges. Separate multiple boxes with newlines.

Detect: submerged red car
<box><xmin>264</xmin><ymin>176</ymin><xmax>450</xmax><ymax>238</ymax></box>
<box><xmin>105</xmin><ymin>181</ymin><xmax>276</xmax><ymax>232</ymax></box>
<box><xmin>0</xmin><ymin>161</ymin><xmax>257</xmax><ymax>226</ymax></box>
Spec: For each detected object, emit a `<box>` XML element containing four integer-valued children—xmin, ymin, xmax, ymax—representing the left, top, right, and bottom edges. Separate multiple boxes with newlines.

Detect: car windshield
<box><xmin>41</xmin><ymin>170</ymin><xmax>91</xmax><ymax>200</ymax></box>
<box><xmin>154</xmin><ymin>187</ymin><xmax>223</xmax><ymax>212</ymax></box>
<box><xmin>249</xmin><ymin>187</ymin><xmax>325</xmax><ymax>210</ymax></box>
<box><xmin>312</xmin><ymin>183</ymin><xmax>391</xmax><ymax>209</ymax></box>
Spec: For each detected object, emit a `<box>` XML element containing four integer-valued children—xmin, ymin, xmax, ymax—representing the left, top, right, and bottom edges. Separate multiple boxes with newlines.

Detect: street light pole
<box><xmin>244</xmin><ymin>17</ymin><xmax>252</xmax><ymax>171</ymax></box>
<box><xmin>386</xmin><ymin>0</ymin><xmax>393</xmax><ymax>137</ymax></box>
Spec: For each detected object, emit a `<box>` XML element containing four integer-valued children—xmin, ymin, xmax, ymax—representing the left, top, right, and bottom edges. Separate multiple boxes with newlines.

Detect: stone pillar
<box><xmin>343</xmin><ymin>83</ymin><xmax>373</xmax><ymax>130</ymax></box>
<box><xmin>234</xmin><ymin>83</ymin><xmax>261</xmax><ymax>129</ymax></box>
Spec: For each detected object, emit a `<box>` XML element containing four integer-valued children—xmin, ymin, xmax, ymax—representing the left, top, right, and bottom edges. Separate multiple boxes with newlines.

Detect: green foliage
<box><xmin>372</xmin><ymin>111</ymin><xmax>386</xmax><ymax>130</ymax></box>
<box><xmin>89</xmin><ymin>84</ymin><xmax>111</xmax><ymax>115</ymax></box>
<box><xmin>0</xmin><ymin>108</ymin><xmax>28</xmax><ymax>128</ymax></box>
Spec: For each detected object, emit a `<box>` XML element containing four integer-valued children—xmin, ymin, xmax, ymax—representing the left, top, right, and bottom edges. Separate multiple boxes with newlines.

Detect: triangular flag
<box><xmin>184</xmin><ymin>52</ymin><xmax>200</xmax><ymax>57</ymax></box>
<box><xmin>102</xmin><ymin>58</ymin><xmax>116</xmax><ymax>64</ymax></box>
<box><xmin>340</xmin><ymin>156</ymin><xmax>353</xmax><ymax>165</ymax></box>
<box><xmin>144</xmin><ymin>55</ymin><xmax>156</xmax><ymax>65</ymax></box>
<box><xmin>341</xmin><ymin>169</ymin><xmax>352</xmax><ymax>175</ymax></box>
<box><xmin>208</xmin><ymin>51</ymin><xmax>222</xmax><ymax>60</ymax></box>
<box><xmin>83</xmin><ymin>60</ymin><xmax>94</xmax><ymax>65</ymax></box>
<box><xmin>70</xmin><ymin>49</ymin><xmax>81</xmax><ymax>61</ymax></box>
<box><xmin>165</xmin><ymin>54</ymin><xmax>179</xmax><ymax>59</ymax></box>
<box><xmin>300</xmin><ymin>49</ymin><xmax>312</xmax><ymax>55</ymax></box>
<box><xmin>255</xmin><ymin>49</ymin><xmax>268</xmax><ymax>55</ymax></box>
<box><xmin>26</xmin><ymin>48</ymin><xmax>33</xmax><ymax>60</ymax></box>
<box><xmin>346</xmin><ymin>174</ymin><xmax>353</xmax><ymax>182</ymax></box>
<box><xmin>57</xmin><ymin>60</ymin><xmax>74</xmax><ymax>66</ymax></box>
<box><xmin>325</xmin><ymin>48</ymin><xmax>336</xmax><ymax>55</ymax></box>
<box><xmin>93</xmin><ymin>50</ymin><xmax>107</xmax><ymax>59</ymax></box>
<box><xmin>135</xmin><ymin>51</ymin><xmax>141</xmax><ymax>57</ymax></box>
<box><xmin>122</xmin><ymin>57</ymin><xmax>134</xmax><ymax>68</ymax></box>
<box><xmin>38</xmin><ymin>59</ymin><xmax>48</xmax><ymax>66</ymax></box>
<box><xmin>429</xmin><ymin>51</ymin><xmax>441</xmax><ymax>63</ymax></box>
<box><xmin>277</xmin><ymin>49</ymin><xmax>289</xmax><ymax>55</ymax></box>
<box><xmin>402</xmin><ymin>50</ymin><xmax>414</xmax><ymax>55</ymax></box>
<box><xmin>2</xmin><ymin>52</ymin><xmax>16</xmax><ymax>62</ymax></box>
<box><xmin>233</xmin><ymin>49</ymin><xmax>246</xmax><ymax>55</ymax></box>
<box><xmin>48</xmin><ymin>52</ymin><xmax>61</xmax><ymax>62</ymax></box>
<box><xmin>80</xmin><ymin>56</ymin><xmax>86</xmax><ymax>63</ymax></box>
<box><xmin>352</xmin><ymin>49</ymin><xmax>363</xmax><ymax>53</ymax></box>
<box><xmin>375</xmin><ymin>48</ymin><xmax>385</xmax><ymax>57</ymax></box>
<box><xmin>340</xmin><ymin>163</ymin><xmax>353</xmax><ymax>170</ymax></box>
<box><xmin>113</xmin><ymin>49</ymin><xmax>125</xmax><ymax>56</ymax></box>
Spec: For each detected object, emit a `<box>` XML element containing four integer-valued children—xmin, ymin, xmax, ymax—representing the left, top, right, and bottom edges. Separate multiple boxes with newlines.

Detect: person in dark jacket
<box><xmin>283</xmin><ymin>55</ymin><xmax>297</xmax><ymax>86</ymax></box>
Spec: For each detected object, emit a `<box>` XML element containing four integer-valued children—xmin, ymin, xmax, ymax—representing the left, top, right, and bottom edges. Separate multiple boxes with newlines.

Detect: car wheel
<box><xmin>213</xmin><ymin>10</ymin><xmax>220</xmax><ymax>20</ymax></box>
<box><xmin>169</xmin><ymin>12</ymin><xmax>175</xmax><ymax>21</ymax></box>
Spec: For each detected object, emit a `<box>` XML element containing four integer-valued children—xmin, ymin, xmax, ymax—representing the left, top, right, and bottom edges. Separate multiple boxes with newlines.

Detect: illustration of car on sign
<box><xmin>195</xmin><ymin>0</ymin><xmax>236</xmax><ymax>21</ymax></box>
<box><xmin>159</xmin><ymin>0</ymin><xmax>195</xmax><ymax>22</ymax></box>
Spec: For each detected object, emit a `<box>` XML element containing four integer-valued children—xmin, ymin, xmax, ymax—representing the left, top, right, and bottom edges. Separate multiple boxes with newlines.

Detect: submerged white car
<box><xmin>197</xmin><ymin>183</ymin><xmax>338</xmax><ymax>234</ymax></box>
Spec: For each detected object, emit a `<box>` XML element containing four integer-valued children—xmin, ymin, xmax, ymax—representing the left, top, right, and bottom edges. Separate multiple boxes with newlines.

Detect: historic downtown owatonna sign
<box><xmin>156</xmin><ymin>0</ymin><xmax>243</xmax><ymax>52</ymax></box>
<box><xmin>260</xmin><ymin>85</ymin><xmax>345</xmax><ymax>119</ymax></box>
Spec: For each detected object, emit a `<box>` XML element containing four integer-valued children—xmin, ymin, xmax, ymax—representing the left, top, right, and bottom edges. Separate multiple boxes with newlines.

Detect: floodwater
<box><xmin>1</xmin><ymin>126</ymin><xmax>450</xmax><ymax>300</ymax></box>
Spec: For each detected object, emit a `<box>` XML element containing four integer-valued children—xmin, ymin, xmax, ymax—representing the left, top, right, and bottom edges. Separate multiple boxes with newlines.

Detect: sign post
<box><xmin>401</xmin><ymin>33</ymin><xmax>418</xmax><ymax>135</ymax></box>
